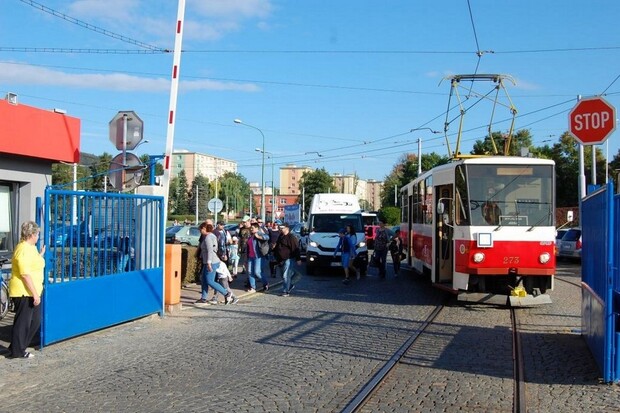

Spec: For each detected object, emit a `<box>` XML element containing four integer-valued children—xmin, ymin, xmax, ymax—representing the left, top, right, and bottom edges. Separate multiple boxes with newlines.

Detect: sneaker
<box><xmin>280</xmin><ymin>291</ymin><xmax>289</xmax><ymax>297</ymax></box>
<box><xmin>13</xmin><ymin>352</ymin><xmax>34</xmax><ymax>359</ymax></box>
<box><xmin>289</xmin><ymin>284</ymin><xmax>296</xmax><ymax>293</ymax></box>
<box><xmin>195</xmin><ymin>298</ymin><xmax>208</xmax><ymax>304</ymax></box>
<box><xmin>264</xmin><ymin>284</ymin><xmax>270</xmax><ymax>292</ymax></box>
<box><xmin>246</xmin><ymin>287</ymin><xmax>256</xmax><ymax>293</ymax></box>
<box><xmin>342</xmin><ymin>278</ymin><xmax>350</xmax><ymax>285</ymax></box>
<box><xmin>230</xmin><ymin>296</ymin><xmax>239</xmax><ymax>304</ymax></box>
<box><xmin>207</xmin><ymin>297</ymin><xmax>219</xmax><ymax>305</ymax></box>
<box><xmin>225</xmin><ymin>293</ymin><xmax>233</xmax><ymax>304</ymax></box>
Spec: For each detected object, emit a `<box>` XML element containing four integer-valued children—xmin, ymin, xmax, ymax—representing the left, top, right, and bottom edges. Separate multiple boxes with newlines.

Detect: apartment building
<box><xmin>279</xmin><ymin>164</ymin><xmax>313</xmax><ymax>195</ymax></box>
<box><xmin>171</xmin><ymin>150</ymin><xmax>237</xmax><ymax>183</ymax></box>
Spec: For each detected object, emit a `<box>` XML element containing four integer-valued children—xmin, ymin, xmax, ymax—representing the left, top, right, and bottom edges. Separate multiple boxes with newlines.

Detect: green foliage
<box><xmin>471</xmin><ymin>130</ymin><xmax>533</xmax><ymax>156</ymax></box>
<box><xmin>378</xmin><ymin>206</ymin><xmax>400</xmax><ymax>225</ymax></box>
<box><xmin>175</xmin><ymin>170</ymin><xmax>190</xmax><ymax>215</ymax></box>
<box><xmin>189</xmin><ymin>174</ymin><xmax>210</xmax><ymax>220</ymax></box>
<box><xmin>217</xmin><ymin>172</ymin><xmax>251</xmax><ymax>218</ymax></box>
<box><xmin>297</xmin><ymin>168</ymin><xmax>336</xmax><ymax>213</ymax></box>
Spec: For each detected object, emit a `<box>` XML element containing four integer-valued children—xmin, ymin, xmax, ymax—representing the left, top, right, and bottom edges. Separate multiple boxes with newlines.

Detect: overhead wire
<box><xmin>18</xmin><ymin>0</ymin><xmax>166</xmax><ymax>52</ymax></box>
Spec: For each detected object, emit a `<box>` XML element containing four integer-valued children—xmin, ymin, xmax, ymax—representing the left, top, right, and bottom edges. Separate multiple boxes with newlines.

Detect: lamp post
<box><xmin>410</xmin><ymin>128</ymin><xmax>440</xmax><ymax>175</ymax></box>
<box><xmin>234</xmin><ymin>119</ymin><xmax>266</xmax><ymax>222</ymax></box>
<box><xmin>256</xmin><ymin>148</ymin><xmax>275</xmax><ymax>221</ymax></box>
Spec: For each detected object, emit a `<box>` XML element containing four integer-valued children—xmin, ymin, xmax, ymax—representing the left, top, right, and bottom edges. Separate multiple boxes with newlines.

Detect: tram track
<box><xmin>511</xmin><ymin>308</ymin><xmax>526</xmax><ymax>413</ymax></box>
<box><xmin>342</xmin><ymin>298</ymin><xmax>533</xmax><ymax>413</ymax></box>
<box><xmin>340</xmin><ymin>302</ymin><xmax>446</xmax><ymax>413</ymax></box>
<box><xmin>554</xmin><ymin>275</ymin><xmax>582</xmax><ymax>288</ymax></box>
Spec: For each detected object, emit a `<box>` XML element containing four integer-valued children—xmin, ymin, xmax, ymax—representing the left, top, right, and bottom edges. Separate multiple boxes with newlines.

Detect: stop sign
<box><xmin>109</xmin><ymin>111</ymin><xmax>144</xmax><ymax>150</ymax></box>
<box><xmin>569</xmin><ymin>97</ymin><xmax>616</xmax><ymax>145</ymax></box>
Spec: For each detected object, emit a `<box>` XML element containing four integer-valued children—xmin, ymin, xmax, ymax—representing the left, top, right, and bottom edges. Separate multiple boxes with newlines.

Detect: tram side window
<box><xmin>455</xmin><ymin>165</ymin><xmax>470</xmax><ymax>225</ymax></box>
<box><xmin>401</xmin><ymin>193</ymin><xmax>409</xmax><ymax>224</ymax></box>
<box><xmin>424</xmin><ymin>177</ymin><xmax>433</xmax><ymax>224</ymax></box>
<box><xmin>416</xmin><ymin>181</ymin><xmax>424</xmax><ymax>224</ymax></box>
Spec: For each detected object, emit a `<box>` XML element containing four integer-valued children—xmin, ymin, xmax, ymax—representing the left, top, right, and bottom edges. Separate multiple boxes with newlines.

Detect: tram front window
<box><xmin>466</xmin><ymin>164</ymin><xmax>553</xmax><ymax>227</ymax></box>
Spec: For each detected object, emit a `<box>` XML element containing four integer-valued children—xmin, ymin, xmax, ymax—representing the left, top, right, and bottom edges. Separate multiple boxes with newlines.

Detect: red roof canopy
<box><xmin>0</xmin><ymin>99</ymin><xmax>80</xmax><ymax>163</ymax></box>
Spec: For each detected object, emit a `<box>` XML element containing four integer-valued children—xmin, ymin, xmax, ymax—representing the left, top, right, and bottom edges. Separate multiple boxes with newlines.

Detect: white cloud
<box><xmin>0</xmin><ymin>62</ymin><xmax>260</xmax><ymax>93</ymax></box>
<box><xmin>189</xmin><ymin>0</ymin><xmax>273</xmax><ymax>19</ymax></box>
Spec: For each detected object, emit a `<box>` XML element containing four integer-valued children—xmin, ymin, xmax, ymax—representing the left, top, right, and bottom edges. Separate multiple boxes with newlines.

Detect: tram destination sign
<box><xmin>568</xmin><ymin>96</ymin><xmax>616</xmax><ymax>145</ymax></box>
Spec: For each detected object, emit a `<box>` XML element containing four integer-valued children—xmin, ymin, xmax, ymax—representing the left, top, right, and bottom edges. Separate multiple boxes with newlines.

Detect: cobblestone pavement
<box><xmin>0</xmin><ymin>261</ymin><xmax>618</xmax><ymax>412</ymax></box>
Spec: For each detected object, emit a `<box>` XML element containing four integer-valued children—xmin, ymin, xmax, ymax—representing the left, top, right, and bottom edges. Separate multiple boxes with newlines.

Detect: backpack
<box><xmin>340</xmin><ymin>235</ymin><xmax>350</xmax><ymax>253</ymax></box>
<box><xmin>257</xmin><ymin>237</ymin><xmax>270</xmax><ymax>256</ymax></box>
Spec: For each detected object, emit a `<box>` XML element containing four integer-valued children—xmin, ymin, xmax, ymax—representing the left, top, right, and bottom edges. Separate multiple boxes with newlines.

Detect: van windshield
<box><xmin>310</xmin><ymin>214</ymin><xmax>363</xmax><ymax>233</ymax></box>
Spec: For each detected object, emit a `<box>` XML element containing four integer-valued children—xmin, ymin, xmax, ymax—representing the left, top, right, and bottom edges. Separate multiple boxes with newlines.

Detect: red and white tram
<box><xmin>400</xmin><ymin>156</ymin><xmax>555</xmax><ymax>306</ymax></box>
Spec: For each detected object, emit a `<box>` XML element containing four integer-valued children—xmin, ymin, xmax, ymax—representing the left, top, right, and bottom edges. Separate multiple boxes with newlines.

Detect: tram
<box><xmin>399</xmin><ymin>156</ymin><xmax>556</xmax><ymax>306</ymax></box>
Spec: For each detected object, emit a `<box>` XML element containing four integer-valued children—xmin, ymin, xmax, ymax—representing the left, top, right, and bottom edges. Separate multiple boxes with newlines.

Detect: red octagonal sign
<box><xmin>569</xmin><ymin>96</ymin><xmax>616</xmax><ymax>145</ymax></box>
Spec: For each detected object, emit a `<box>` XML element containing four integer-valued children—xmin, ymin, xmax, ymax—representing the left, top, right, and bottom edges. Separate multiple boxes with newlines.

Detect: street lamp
<box><xmin>410</xmin><ymin>128</ymin><xmax>441</xmax><ymax>175</ymax></box>
<box><xmin>235</xmin><ymin>119</ymin><xmax>266</xmax><ymax>222</ymax></box>
<box><xmin>257</xmin><ymin>148</ymin><xmax>275</xmax><ymax>221</ymax></box>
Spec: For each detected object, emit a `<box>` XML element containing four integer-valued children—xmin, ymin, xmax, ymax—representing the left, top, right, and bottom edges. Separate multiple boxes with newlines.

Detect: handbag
<box><xmin>257</xmin><ymin>237</ymin><xmax>270</xmax><ymax>256</ymax></box>
<box><xmin>399</xmin><ymin>252</ymin><xmax>406</xmax><ymax>261</ymax></box>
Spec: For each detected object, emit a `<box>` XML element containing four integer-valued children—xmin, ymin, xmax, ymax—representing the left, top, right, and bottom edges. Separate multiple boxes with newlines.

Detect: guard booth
<box><xmin>581</xmin><ymin>181</ymin><xmax>619</xmax><ymax>383</ymax></box>
<box><xmin>42</xmin><ymin>188</ymin><xmax>164</xmax><ymax>346</ymax></box>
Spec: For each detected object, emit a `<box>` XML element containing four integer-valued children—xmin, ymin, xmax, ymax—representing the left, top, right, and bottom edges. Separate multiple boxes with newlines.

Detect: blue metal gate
<box><xmin>42</xmin><ymin>188</ymin><xmax>164</xmax><ymax>346</ymax></box>
<box><xmin>581</xmin><ymin>181</ymin><xmax>619</xmax><ymax>382</ymax></box>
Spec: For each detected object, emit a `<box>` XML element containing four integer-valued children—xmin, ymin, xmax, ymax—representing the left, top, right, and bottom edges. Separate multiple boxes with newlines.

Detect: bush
<box><xmin>180</xmin><ymin>245</ymin><xmax>201</xmax><ymax>284</ymax></box>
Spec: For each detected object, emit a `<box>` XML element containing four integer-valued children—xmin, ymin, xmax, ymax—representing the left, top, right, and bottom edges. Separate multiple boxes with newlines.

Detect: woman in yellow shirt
<box><xmin>9</xmin><ymin>221</ymin><xmax>45</xmax><ymax>359</ymax></box>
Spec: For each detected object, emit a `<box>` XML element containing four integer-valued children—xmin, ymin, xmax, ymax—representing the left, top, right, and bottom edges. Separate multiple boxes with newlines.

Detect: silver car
<box><xmin>557</xmin><ymin>228</ymin><xmax>581</xmax><ymax>260</ymax></box>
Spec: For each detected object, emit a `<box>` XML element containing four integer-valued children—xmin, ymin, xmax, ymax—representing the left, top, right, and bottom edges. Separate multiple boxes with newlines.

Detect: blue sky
<box><xmin>2</xmin><ymin>0</ymin><xmax>619</xmax><ymax>186</ymax></box>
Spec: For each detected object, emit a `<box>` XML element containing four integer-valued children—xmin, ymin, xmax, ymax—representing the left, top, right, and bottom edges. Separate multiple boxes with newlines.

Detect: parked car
<box><xmin>51</xmin><ymin>222</ymin><xmax>90</xmax><ymax>247</ymax></box>
<box><xmin>224</xmin><ymin>223</ymin><xmax>239</xmax><ymax>238</ymax></box>
<box><xmin>165</xmin><ymin>225</ymin><xmax>201</xmax><ymax>246</ymax></box>
<box><xmin>557</xmin><ymin>227</ymin><xmax>582</xmax><ymax>260</ymax></box>
<box><xmin>555</xmin><ymin>228</ymin><xmax>569</xmax><ymax>257</ymax></box>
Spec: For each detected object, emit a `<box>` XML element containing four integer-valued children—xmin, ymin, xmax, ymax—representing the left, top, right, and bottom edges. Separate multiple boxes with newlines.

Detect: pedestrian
<box><xmin>267</xmin><ymin>222</ymin><xmax>281</xmax><ymax>277</ymax></box>
<box><xmin>334</xmin><ymin>226</ymin><xmax>359</xmax><ymax>285</ymax></box>
<box><xmin>273</xmin><ymin>223</ymin><xmax>302</xmax><ymax>296</ymax></box>
<box><xmin>9</xmin><ymin>221</ymin><xmax>45</xmax><ymax>359</ymax></box>
<box><xmin>374</xmin><ymin>220</ymin><xmax>390</xmax><ymax>279</ymax></box>
<box><xmin>213</xmin><ymin>221</ymin><xmax>229</xmax><ymax>265</ymax></box>
<box><xmin>238</xmin><ymin>217</ymin><xmax>251</xmax><ymax>275</ymax></box>
<box><xmin>196</xmin><ymin>222</ymin><xmax>238</xmax><ymax>305</ymax></box>
<box><xmin>246</xmin><ymin>222</ymin><xmax>270</xmax><ymax>293</ymax></box>
<box><xmin>228</xmin><ymin>236</ymin><xmax>240</xmax><ymax>276</ymax></box>
<box><xmin>389</xmin><ymin>229</ymin><xmax>404</xmax><ymax>277</ymax></box>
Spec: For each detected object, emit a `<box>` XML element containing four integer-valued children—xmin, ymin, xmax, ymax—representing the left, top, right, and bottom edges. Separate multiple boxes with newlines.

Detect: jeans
<box><xmin>204</xmin><ymin>263</ymin><xmax>229</xmax><ymax>297</ymax></box>
<box><xmin>276</xmin><ymin>259</ymin><xmax>293</xmax><ymax>292</ymax></box>
<box><xmin>247</xmin><ymin>257</ymin><xmax>268</xmax><ymax>289</ymax></box>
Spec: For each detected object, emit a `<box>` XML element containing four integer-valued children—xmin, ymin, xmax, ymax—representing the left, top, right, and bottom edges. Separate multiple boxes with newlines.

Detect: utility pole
<box><xmin>195</xmin><ymin>185</ymin><xmax>199</xmax><ymax>224</ymax></box>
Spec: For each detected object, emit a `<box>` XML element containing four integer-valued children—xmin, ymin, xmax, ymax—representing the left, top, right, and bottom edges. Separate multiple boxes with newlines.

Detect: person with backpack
<box><xmin>273</xmin><ymin>223</ymin><xmax>301</xmax><ymax>296</ymax></box>
<box><xmin>246</xmin><ymin>223</ymin><xmax>270</xmax><ymax>293</ymax></box>
<box><xmin>389</xmin><ymin>229</ymin><xmax>404</xmax><ymax>277</ymax></box>
<box><xmin>374</xmin><ymin>220</ymin><xmax>390</xmax><ymax>279</ymax></box>
<box><xmin>334</xmin><ymin>226</ymin><xmax>359</xmax><ymax>285</ymax></box>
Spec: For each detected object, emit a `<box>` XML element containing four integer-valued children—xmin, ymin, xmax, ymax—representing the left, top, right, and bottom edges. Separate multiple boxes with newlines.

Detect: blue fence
<box><xmin>42</xmin><ymin>188</ymin><xmax>164</xmax><ymax>346</ymax></box>
<box><xmin>581</xmin><ymin>181</ymin><xmax>619</xmax><ymax>382</ymax></box>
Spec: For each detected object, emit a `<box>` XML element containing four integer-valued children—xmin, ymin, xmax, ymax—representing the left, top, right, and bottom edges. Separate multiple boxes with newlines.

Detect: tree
<box><xmin>380</xmin><ymin>152</ymin><xmax>449</xmax><ymax>208</ymax></box>
<box><xmin>189</xmin><ymin>174</ymin><xmax>210</xmax><ymax>221</ymax></box>
<box><xmin>218</xmin><ymin>172</ymin><xmax>251</xmax><ymax>219</ymax></box>
<box><xmin>168</xmin><ymin>177</ymin><xmax>179</xmax><ymax>215</ymax></box>
<box><xmin>175</xmin><ymin>170</ymin><xmax>190</xmax><ymax>215</ymax></box>
<box><xmin>297</xmin><ymin>168</ymin><xmax>336</xmax><ymax>214</ymax></box>
<box><xmin>140</xmin><ymin>154</ymin><xmax>164</xmax><ymax>186</ymax></box>
<box><xmin>379</xmin><ymin>206</ymin><xmax>400</xmax><ymax>225</ymax></box>
<box><xmin>89</xmin><ymin>153</ymin><xmax>113</xmax><ymax>192</ymax></box>
<box><xmin>471</xmin><ymin>129</ymin><xmax>534</xmax><ymax>156</ymax></box>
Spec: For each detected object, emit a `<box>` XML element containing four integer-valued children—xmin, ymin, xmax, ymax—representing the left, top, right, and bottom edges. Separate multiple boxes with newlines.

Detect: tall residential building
<box><xmin>171</xmin><ymin>150</ymin><xmax>237</xmax><ymax>183</ymax></box>
<box><xmin>366</xmin><ymin>179</ymin><xmax>383</xmax><ymax>210</ymax></box>
<box><xmin>279</xmin><ymin>164</ymin><xmax>313</xmax><ymax>195</ymax></box>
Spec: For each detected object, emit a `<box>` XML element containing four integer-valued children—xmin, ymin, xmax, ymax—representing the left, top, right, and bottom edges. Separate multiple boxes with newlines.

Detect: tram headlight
<box><xmin>472</xmin><ymin>252</ymin><xmax>485</xmax><ymax>263</ymax></box>
<box><xmin>539</xmin><ymin>252</ymin><xmax>551</xmax><ymax>264</ymax></box>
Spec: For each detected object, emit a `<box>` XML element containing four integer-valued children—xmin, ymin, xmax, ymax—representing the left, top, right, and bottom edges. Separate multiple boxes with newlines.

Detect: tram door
<box><xmin>435</xmin><ymin>185</ymin><xmax>453</xmax><ymax>283</ymax></box>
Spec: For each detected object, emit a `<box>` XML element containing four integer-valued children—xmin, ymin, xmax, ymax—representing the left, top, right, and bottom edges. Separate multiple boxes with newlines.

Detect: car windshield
<box><xmin>562</xmin><ymin>229</ymin><xmax>581</xmax><ymax>242</ymax></box>
<box><xmin>310</xmin><ymin>214</ymin><xmax>363</xmax><ymax>233</ymax></box>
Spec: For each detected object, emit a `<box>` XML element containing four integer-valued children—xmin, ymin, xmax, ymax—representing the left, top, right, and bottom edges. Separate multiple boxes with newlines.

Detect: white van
<box><xmin>304</xmin><ymin>193</ymin><xmax>368</xmax><ymax>275</ymax></box>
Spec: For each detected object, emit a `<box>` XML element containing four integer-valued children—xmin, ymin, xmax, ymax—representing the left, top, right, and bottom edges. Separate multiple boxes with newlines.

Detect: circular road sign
<box><xmin>568</xmin><ymin>96</ymin><xmax>616</xmax><ymax>145</ymax></box>
<box><xmin>109</xmin><ymin>111</ymin><xmax>144</xmax><ymax>150</ymax></box>
<box><xmin>207</xmin><ymin>198</ymin><xmax>223</xmax><ymax>213</ymax></box>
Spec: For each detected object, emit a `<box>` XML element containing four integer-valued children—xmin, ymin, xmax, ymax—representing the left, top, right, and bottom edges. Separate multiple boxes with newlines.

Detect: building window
<box><xmin>280</xmin><ymin>199</ymin><xmax>287</xmax><ymax>204</ymax></box>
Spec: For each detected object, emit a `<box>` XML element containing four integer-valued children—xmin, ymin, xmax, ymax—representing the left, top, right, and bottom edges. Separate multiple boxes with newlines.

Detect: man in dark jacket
<box><xmin>273</xmin><ymin>223</ymin><xmax>302</xmax><ymax>296</ymax></box>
